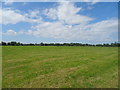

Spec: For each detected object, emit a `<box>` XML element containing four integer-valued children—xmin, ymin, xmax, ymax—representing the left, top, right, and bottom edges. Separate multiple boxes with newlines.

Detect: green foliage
<box><xmin>1</xmin><ymin>41</ymin><xmax>120</xmax><ymax>47</ymax></box>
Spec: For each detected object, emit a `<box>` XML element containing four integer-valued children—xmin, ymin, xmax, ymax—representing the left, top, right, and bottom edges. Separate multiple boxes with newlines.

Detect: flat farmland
<box><xmin>2</xmin><ymin>46</ymin><xmax>118</xmax><ymax>88</ymax></box>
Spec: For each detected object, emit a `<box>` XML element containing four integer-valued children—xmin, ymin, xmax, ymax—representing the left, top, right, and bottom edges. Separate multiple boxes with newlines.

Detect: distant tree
<box><xmin>2</xmin><ymin>41</ymin><xmax>7</xmax><ymax>46</ymax></box>
<box><xmin>1</xmin><ymin>41</ymin><xmax>120</xmax><ymax>47</ymax></box>
<box><xmin>10</xmin><ymin>41</ymin><xmax>17</xmax><ymax>46</ymax></box>
<box><xmin>40</xmin><ymin>42</ymin><xmax>44</xmax><ymax>46</ymax></box>
<box><xmin>0</xmin><ymin>42</ymin><xmax>2</xmax><ymax>46</ymax></box>
<box><xmin>29</xmin><ymin>43</ymin><xmax>35</xmax><ymax>46</ymax></box>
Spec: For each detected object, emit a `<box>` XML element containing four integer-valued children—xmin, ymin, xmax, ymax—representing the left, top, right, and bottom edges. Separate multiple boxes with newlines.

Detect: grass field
<box><xmin>2</xmin><ymin>46</ymin><xmax>118</xmax><ymax>88</ymax></box>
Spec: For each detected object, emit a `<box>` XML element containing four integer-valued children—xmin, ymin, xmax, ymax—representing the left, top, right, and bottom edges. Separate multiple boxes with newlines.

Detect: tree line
<box><xmin>1</xmin><ymin>41</ymin><xmax>120</xmax><ymax>47</ymax></box>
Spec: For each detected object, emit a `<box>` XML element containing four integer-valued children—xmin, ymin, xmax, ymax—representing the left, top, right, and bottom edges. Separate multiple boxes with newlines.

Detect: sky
<box><xmin>1</xmin><ymin>1</ymin><xmax>118</xmax><ymax>44</ymax></box>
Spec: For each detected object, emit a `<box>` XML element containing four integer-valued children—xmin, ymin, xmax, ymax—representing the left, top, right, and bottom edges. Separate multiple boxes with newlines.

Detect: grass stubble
<box><xmin>2</xmin><ymin>46</ymin><xmax>118</xmax><ymax>88</ymax></box>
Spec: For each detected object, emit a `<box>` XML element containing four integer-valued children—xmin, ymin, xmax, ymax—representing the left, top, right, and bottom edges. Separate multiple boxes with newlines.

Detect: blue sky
<box><xmin>1</xmin><ymin>2</ymin><xmax>118</xmax><ymax>44</ymax></box>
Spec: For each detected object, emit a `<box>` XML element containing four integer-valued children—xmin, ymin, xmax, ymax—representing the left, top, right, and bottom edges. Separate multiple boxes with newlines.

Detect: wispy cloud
<box><xmin>3</xmin><ymin>29</ymin><xmax>17</xmax><ymax>35</ymax></box>
<box><xmin>23</xmin><ymin>18</ymin><xmax>117</xmax><ymax>42</ymax></box>
<box><xmin>44</xmin><ymin>2</ymin><xmax>93</xmax><ymax>25</ymax></box>
<box><xmin>0</xmin><ymin>8</ymin><xmax>42</xmax><ymax>24</ymax></box>
<box><xmin>2</xmin><ymin>1</ymin><xmax>118</xmax><ymax>43</ymax></box>
<box><xmin>3</xmin><ymin>0</ymin><xmax>15</xmax><ymax>5</ymax></box>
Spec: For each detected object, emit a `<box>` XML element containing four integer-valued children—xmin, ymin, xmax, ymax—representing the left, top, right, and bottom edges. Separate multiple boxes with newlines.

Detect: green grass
<box><xmin>2</xmin><ymin>46</ymin><xmax>118</xmax><ymax>88</ymax></box>
<box><xmin>0</xmin><ymin>46</ymin><xmax>2</xmax><ymax>89</ymax></box>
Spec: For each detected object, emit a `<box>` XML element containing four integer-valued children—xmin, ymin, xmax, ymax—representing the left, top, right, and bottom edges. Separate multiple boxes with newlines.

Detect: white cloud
<box><xmin>0</xmin><ymin>9</ymin><xmax>25</xmax><ymax>24</ymax></box>
<box><xmin>45</xmin><ymin>1</ymin><xmax>93</xmax><ymax>25</ymax></box>
<box><xmin>22</xmin><ymin>18</ymin><xmax>117</xmax><ymax>42</ymax></box>
<box><xmin>2</xmin><ymin>1</ymin><xmax>118</xmax><ymax>43</ymax></box>
<box><xmin>0</xmin><ymin>8</ymin><xmax>42</xmax><ymax>24</ymax></box>
<box><xmin>80</xmin><ymin>19</ymin><xmax>118</xmax><ymax>42</ymax></box>
<box><xmin>44</xmin><ymin>8</ymin><xmax>58</xmax><ymax>19</ymax></box>
<box><xmin>90</xmin><ymin>0</ymin><xmax>101</xmax><ymax>4</ymax></box>
<box><xmin>3</xmin><ymin>29</ymin><xmax>17</xmax><ymax>35</ymax></box>
<box><xmin>3</xmin><ymin>0</ymin><xmax>14</xmax><ymax>5</ymax></box>
<box><xmin>22</xmin><ymin>2</ymin><xmax>27</xmax><ymax>5</ymax></box>
<box><xmin>82</xmin><ymin>0</ymin><xmax>100</xmax><ymax>4</ymax></box>
<box><xmin>25</xmin><ymin>10</ymin><xmax>40</xmax><ymax>18</ymax></box>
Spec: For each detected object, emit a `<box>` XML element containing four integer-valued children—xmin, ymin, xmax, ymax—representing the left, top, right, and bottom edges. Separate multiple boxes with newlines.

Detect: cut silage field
<box><xmin>2</xmin><ymin>46</ymin><xmax>118</xmax><ymax>88</ymax></box>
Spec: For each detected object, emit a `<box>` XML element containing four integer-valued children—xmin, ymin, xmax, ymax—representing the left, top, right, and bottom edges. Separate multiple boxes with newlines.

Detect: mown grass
<box><xmin>0</xmin><ymin>46</ymin><xmax>2</xmax><ymax>89</ymax></box>
<box><xmin>2</xmin><ymin>46</ymin><xmax>118</xmax><ymax>88</ymax></box>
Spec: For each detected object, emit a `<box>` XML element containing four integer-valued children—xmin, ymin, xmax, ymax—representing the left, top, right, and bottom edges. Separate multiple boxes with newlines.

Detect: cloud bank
<box><xmin>2</xmin><ymin>1</ymin><xmax>118</xmax><ymax>43</ymax></box>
